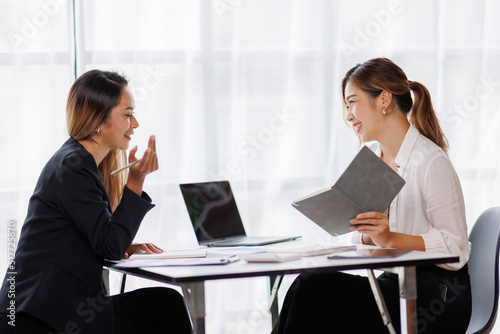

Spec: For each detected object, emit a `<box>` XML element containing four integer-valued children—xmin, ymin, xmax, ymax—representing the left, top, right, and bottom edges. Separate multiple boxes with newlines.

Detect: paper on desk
<box><xmin>207</xmin><ymin>247</ymin><xmax>270</xmax><ymax>255</ymax></box>
<box><xmin>128</xmin><ymin>248</ymin><xmax>207</xmax><ymax>260</ymax></box>
<box><xmin>112</xmin><ymin>256</ymin><xmax>240</xmax><ymax>268</ymax></box>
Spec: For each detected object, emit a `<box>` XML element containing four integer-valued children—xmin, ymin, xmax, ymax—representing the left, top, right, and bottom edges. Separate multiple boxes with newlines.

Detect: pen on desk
<box><xmin>110</xmin><ymin>152</ymin><xmax>156</xmax><ymax>175</ymax></box>
<box><xmin>224</xmin><ymin>255</ymin><xmax>240</xmax><ymax>263</ymax></box>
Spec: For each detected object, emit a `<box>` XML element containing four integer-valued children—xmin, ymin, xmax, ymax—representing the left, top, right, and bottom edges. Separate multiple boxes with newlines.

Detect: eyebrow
<box><xmin>345</xmin><ymin>94</ymin><xmax>356</xmax><ymax>101</ymax></box>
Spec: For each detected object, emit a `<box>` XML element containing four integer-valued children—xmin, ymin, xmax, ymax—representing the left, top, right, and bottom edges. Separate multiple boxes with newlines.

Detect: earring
<box><xmin>382</xmin><ymin>108</ymin><xmax>387</xmax><ymax>115</ymax></box>
<box><xmin>95</xmin><ymin>128</ymin><xmax>100</xmax><ymax>134</ymax></box>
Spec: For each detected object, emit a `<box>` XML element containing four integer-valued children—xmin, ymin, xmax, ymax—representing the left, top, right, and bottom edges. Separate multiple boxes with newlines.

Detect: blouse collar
<box><xmin>394</xmin><ymin>123</ymin><xmax>419</xmax><ymax>170</ymax></box>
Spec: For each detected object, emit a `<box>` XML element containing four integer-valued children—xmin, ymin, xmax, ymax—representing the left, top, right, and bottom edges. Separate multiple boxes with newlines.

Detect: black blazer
<box><xmin>0</xmin><ymin>138</ymin><xmax>154</xmax><ymax>332</ymax></box>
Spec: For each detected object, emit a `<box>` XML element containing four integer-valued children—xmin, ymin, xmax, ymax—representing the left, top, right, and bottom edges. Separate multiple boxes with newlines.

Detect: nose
<box><xmin>131</xmin><ymin>114</ymin><xmax>139</xmax><ymax>129</ymax></box>
<box><xmin>346</xmin><ymin>111</ymin><xmax>354</xmax><ymax>123</ymax></box>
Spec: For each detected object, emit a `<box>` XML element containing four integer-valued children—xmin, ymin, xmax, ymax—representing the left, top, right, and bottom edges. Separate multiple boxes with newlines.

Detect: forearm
<box><xmin>361</xmin><ymin>232</ymin><xmax>425</xmax><ymax>251</ymax></box>
<box><xmin>383</xmin><ymin>232</ymin><xmax>425</xmax><ymax>251</ymax></box>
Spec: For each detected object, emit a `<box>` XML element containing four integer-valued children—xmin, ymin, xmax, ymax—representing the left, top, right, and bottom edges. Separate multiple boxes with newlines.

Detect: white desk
<box><xmin>107</xmin><ymin>250</ymin><xmax>458</xmax><ymax>334</ymax></box>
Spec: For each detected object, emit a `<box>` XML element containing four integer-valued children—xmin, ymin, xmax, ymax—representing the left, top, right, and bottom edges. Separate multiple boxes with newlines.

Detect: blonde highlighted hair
<box><xmin>66</xmin><ymin>70</ymin><xmax>128</xmax><ymax>211</ymax></box>
<box><xmin>341</xmin><ymin>58</ymin><xmax>448</xmax><ymax>154</ymax></box>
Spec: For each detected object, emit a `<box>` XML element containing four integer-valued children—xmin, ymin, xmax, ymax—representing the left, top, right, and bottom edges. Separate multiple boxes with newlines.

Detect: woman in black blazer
<box><xmin>0</xmin><ymin>70</ymin><xmax>192</xmax><ymax>333</ymax></box>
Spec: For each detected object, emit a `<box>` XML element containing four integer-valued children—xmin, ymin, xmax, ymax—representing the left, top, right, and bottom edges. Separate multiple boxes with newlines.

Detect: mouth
<box><xmin>124</xmin><ymin>133</ymin><xmax>133</xmax><ymax>140</ymax></box>
<box><xmin>352</xmin><ymin>122</ymin><xmax>362</xmax><ymax>133</ymax></box>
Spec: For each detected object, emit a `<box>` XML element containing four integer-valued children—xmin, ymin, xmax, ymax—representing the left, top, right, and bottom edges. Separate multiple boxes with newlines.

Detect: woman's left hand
<box><xmin>128</xmin><ymin>135</ymin><xmax>158</xmax><ymax>179</ymax></box>
<box><xmin>123</xmin><ymin>243</ymin><xmax>164</xmax><ymax>259</ymax></box>
<box><xmin>349</xmin><ymin>211</ymin><xmax>393</xmax><ymax>247</ymax></box>
<box><xmin>126</xmin><ymin>135</ymin><xmax>159</xmax><ymax>195</ymax></box>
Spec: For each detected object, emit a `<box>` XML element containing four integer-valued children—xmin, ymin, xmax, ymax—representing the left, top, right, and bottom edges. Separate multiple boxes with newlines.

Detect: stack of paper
<box><xmin>128</xmin><ymin>248</ymin><xmax>207</xmax><ymax>260</ymax></box>
<box><xmin>113</xmin><ymin>255</ymin><xmax>239</xmax><ymax>268</ymax></box>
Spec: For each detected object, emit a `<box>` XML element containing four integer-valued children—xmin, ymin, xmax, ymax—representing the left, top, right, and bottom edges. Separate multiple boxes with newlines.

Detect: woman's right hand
<box><xmin>126</xmin><ymin>135</ymin><xmax>159</xmax><ymax>196</ymax></box>
<box><xmin>123</xmin><ymin>242</ymin><xmax>164</xmax><ymax>259</ymax></box>
<box><xmin>350</xmin><ymin>210</ymin><xmax>425</xmax><ymax>250</ymax></box>
<box><xmin>349</xmin><ymin>211</ymin><xmax>392</xmax><ymax>247</ymax></box>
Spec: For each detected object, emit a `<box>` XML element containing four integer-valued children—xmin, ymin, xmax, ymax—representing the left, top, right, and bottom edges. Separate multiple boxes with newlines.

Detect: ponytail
<box><xmin>409</xmin><ymin>81</ymin><xmax>448</xmax><ymax>154</ymax></box>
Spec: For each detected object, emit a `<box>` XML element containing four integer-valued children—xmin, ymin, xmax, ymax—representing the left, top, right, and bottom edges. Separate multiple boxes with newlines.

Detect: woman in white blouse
<box><xmin>271</xmin><ymin>58</ymin><xmax>471</xmax><ymax>334</ymax></box>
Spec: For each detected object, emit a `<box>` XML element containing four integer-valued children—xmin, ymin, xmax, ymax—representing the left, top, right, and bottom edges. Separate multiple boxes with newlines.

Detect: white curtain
<box><xmin>1</xmin><ymin>0</ymin><xmax>500</xmax><ymax>332</ymax></box>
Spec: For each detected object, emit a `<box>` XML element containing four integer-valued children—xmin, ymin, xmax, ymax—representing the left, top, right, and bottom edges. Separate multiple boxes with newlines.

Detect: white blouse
<box><xmin>352</xmin><ymin>124</ymin><xmax>470</xmax><ymax>270</ymax></box>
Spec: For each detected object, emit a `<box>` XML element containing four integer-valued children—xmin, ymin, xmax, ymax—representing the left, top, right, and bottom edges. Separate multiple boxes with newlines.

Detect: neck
<box><xmin>378</xmin><ymin>115</ymin><xmax>410</xmax><ymax>163</ymax></box>
<box><xmin>78</xmin><ymin>138</ymin><xmax>110</xmax><ymax>167</ymax></box>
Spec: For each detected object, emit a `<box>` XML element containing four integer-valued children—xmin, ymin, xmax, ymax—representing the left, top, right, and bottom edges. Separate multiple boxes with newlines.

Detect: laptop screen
<box><xmin>179</xmin><ymin>181</ymin><xmax>246</xmax><ymax>242</ymax></box>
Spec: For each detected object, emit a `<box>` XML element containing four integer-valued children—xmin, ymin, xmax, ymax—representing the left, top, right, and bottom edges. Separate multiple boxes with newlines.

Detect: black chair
<box><xmin>466</xmin><ymin>207</ymin><xmax>500</xmax><ymax>334</ymax></box>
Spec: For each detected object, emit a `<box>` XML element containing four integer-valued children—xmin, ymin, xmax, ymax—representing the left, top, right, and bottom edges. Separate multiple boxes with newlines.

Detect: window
<box><xmin>1</xmin><ymin>1</ymin><xmax>499</xmax><ymax>332</ymax></box>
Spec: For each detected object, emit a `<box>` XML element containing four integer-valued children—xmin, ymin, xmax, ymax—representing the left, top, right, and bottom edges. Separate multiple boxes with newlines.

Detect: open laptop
<box><xmin>179</xmin><ymin>181</ymin><xmax>301</xmax><ymax>247</ymax></box>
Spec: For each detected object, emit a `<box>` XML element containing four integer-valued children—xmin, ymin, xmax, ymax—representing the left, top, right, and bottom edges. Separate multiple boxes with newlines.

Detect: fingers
<box><xmin>134</xmin><ymin>243</ymin><xmax>163</xmax><ymax>255</ymax></box>
<box><xmin>129</xmin><ymin>136</ymin><xmax>159</xmax><ymax>175</ymax></box>
<box><xmin>128</xmin><ymin>145</ymin><xmax>139</xmax><ymax>163</ymax></box>
<box><xmin>142</xmin><ymin>243</ymin><xmax>163</xmax><ymax>254</ymax></box>
<box><xmin>137</xmin><ymin>244</ymin><xmax>153</xmax><ymax>254</ymax></box>
<box><xmin>123</xmin><ymin>243</ymin><xmax>163</xmax><ymax>258</ymax></box>
<box><xmin>350</xmin><ymin>224</ymin><xmax>380</xmax><ymax>233</ymax></box>
<box><xmin>350</xmin><ymin>211</ymin><xmax>389</xmax><ymax>233</ymax></box>
<box><xmin>350</xmin><ymin>211</ymin><xmax>387</xmax><ymax>225</ymax></box>
<box><xmin>149</xmin><ymin>135</ymin><xmax>156</xmax><ymax>156</ymax></box>
<box><xmin>355</xmin><ymin>211</ymin><xmax>386</xmax><ymax>220</ymax></box>
<box><xmin>148</xmin><ymin>135</ymin><xmax>158</xmax><ymax>171</ymax></box>
<box><xmin>351</xmin><ymin>219</ymin><xmax>382</xmax><ymax>226</ymax></box>
<box><xmin>350</xmin><ymin>211</ymin><xmax>393</xmax><ymax>247</ymax></box>
<box><xmin>140</xmin><ymin>136</ymin><xmax>158</xmax><ymax>171</ymax></box>
<box><xmin>149</xmin><ymin>242</ymin><xmax>163</xmax><ymax>252</ymax></box>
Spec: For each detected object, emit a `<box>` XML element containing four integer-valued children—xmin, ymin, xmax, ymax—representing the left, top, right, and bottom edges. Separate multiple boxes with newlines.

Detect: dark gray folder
<box><xmin>292</xmin><ymin>146</ymin><xmax>405</xmax><ymax>235</ymax></box>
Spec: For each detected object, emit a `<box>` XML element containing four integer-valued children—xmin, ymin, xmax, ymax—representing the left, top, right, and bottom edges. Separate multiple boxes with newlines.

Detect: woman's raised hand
<box><xmin>126</xmin><ymin>135</ymin><xmax>159</xmax><ymax>195</ymax></box>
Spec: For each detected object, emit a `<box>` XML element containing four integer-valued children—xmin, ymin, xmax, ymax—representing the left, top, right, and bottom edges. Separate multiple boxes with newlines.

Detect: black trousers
<box><xmin>0</xmin><ymin>287</ymin><xmax>192</xmax><ymax>334</ymax></box>
<box><xmin>271</xmin><ymin>265</ymin><xmax>471</xmax><ymax>334</ymax></box>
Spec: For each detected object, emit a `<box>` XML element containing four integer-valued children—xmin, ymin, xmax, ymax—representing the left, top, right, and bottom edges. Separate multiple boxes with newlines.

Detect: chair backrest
<box><xmin>466</xmin><ymin>207</ymin><xmax>500</xmax><ymax>334</ymax></box>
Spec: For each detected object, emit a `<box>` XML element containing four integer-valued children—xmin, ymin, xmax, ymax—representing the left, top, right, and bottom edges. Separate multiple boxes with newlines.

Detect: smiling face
<box><xmin>98</xmin><ymin>86</ymin><xmax>138</xmax><ymax>151</ymax></box>
<box><xmin>344</xmin><ymin>81</ymin><xmax>385</xmax><ymax>143</ymax></box>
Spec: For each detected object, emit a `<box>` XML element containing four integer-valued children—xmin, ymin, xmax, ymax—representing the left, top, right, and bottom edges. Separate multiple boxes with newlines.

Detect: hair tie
<box><xmin>408</xmin><ymin>80</ymin><xmax>413</xmax><ymax>89</ymax></box>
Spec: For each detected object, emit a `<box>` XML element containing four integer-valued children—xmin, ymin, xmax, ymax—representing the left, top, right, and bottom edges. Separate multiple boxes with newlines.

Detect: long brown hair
<box><xmin>341</xmin><ymin>58</ymin><xmax>448</xmax><ymax>154</ymax></box>
<box><xmin>66</xmin><ymin>70</ymin><xmax>128</xmax><ymax>211</ymax></box>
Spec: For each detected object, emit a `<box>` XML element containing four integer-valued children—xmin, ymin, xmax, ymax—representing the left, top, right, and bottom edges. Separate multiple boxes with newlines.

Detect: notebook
<box><xmin>114</xmin><ymin>255</ymin><xmax>240</xmax><ymax>268</ymax></box>
<box><xmin>179</xmin><ymin>181</ymin><xmax>301</xmax><ymax>247</ymax></box>
<box><xmin>292</xmin><ymin>146</ymin><xmax>405</xmax><ymax>236</ymax></box>
<box><xmin>128</xmin><ymin>248</ymin><xmax>207</xmax><ymax>260</ymax></box>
